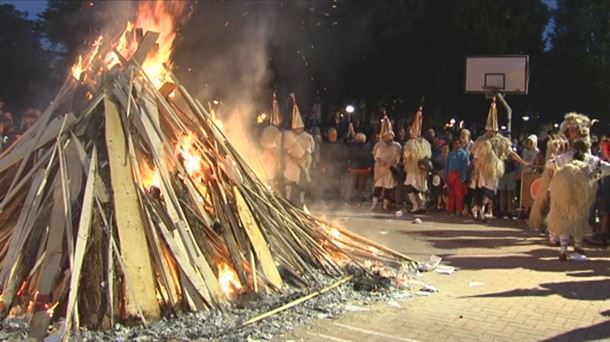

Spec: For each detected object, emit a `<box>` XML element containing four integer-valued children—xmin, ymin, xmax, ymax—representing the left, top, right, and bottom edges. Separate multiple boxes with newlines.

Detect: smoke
<box><xmin>175</xmin><ymin>2</ymin><xmax>278</xmax><ymax>181</ymax></box>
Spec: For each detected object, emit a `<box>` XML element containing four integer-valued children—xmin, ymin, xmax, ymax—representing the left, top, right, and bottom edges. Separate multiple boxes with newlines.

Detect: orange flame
<box><xmin>176</xmin><ymin>133</ymin><xmax>205</xmax><ymax>179</ymax></box>
<box><xmin>71</xmin><ymin>1</ymin><xmax>189</xmax><ymax>86</ymax></box>
<box><xmin>70</xmin><ymin>35</ymin><xmax>104</xmax><ymax>80</ymax></box>
<box><xmin>105</xmin><ymin>1</ymin><xmax>190</xmax><ymax>87</ymax></box>
<box><xmin>141</xmin><ymin>162</ymin><xmax>161</xmax><ymax>190</ymax></box>
<box><xmin>217</xmin><ymin>262</ymin><xmax>242</xmax><ymax>298</ymax></box>
<box><xmin>45</xmin><ymin>301</ymin><xmax>59</xmax><ymax>316</ymax></box>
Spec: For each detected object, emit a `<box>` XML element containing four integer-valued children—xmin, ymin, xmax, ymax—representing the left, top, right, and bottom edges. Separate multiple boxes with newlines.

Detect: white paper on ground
<box><xmin>434</xmin><ymin>265</ymin><xmax>456</xmax><ymax>275</ymax></box>
<box><xmin>344</xmin><ymin>304</ymin><xmax>370</xmax><ymax>312</ymax></box>
<box><xmin>468</xmin><ymin>281</ymin><xmax>485</xmax><ymax>287</ymax></box>
<box><xmin>569</xmin><ymin>253</ymin><xmax>588</xmax><ymax>261</ymax></box>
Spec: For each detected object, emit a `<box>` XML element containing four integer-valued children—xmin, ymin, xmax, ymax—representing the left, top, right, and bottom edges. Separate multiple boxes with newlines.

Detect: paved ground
<box><xmin>275</xmin><ymin>207</ymin><xmax>610</xmax><ymax>342</ymax></box>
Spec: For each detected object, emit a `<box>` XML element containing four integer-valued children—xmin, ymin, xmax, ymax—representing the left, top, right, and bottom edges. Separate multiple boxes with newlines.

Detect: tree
<box><xmin>0</xmin><ymin>4</ymin><xmax>52</xmax><ymax>111</ymax></box>
<box><xmin>543</xmin><ymin>0</ymin><xmax>610</xmax><ymax>121</ymax></box>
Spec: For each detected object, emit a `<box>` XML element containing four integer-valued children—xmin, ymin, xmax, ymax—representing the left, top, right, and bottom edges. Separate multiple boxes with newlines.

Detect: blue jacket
<box><xmin>445</xmin><ymin>148</ymin><xmax>470</xmax><ymax>182</ymax></box>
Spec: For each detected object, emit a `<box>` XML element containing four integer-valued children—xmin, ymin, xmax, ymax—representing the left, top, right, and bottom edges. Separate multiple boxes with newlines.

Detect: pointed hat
<box><xmin>410</xmin><ymin>106</ymin><xmax>423</xmax><ymax>138</ymax></box>
<box><xmin>271</xmin><ymin>91</ymin><xmax>282</xmax><ymax>127</ymax></box>
<box><xmin>485</xmin><ymin>96</ymin><xmax>499</xmax><ymax>131</ymax></box>
<box><xmin>290</xmin><ymin>93</ymin><xmax>304</xmax><ymax>130</ymax></box>
<box><xmin>380</xmin><ymin>115</ymin><xmax>394</xmax><ymax>138</ymax></box>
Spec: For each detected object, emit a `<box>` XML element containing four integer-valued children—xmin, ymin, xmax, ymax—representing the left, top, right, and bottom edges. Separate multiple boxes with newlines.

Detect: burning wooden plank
<box><xmin>104</xmin><ymin>95</ymin><xmax>160</xmax><ymax>320</ymax></box>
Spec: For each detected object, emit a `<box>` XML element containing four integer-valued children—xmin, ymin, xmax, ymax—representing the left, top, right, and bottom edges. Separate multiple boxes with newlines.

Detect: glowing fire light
<box><xmin>45</xmin><ymin>302</ymin><xmax>59</xmax><ymax>316</ymax></box>
<box><xmin>256</xmin><ymin>113</ymin><xmax>268</xmax><ymax>124</ymax></box>
<box><xmin>71</xmin><ymin>1</ymin><xmax>190</xmax><ymax>87</ymax></box>
<box><xmin>141</xmin><ymin>162</ymin><xmax>161</xmax><ymax>190</ymax></box>
<box><xmin>217</xmin><ymin>262</ymin><xmax>242</xmax><ymax>298</ymax></box>
<box><xmin>177</xmin><ymin>133</ymin><xmax>204</xmax><ymax>178</ymax></box>
<box><xmin>70</xmin><ymin>35</ymin><xmax>104</xmax><ymax>80</ymax></box>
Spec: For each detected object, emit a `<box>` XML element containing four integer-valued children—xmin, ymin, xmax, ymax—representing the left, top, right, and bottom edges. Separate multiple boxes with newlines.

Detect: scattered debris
<box><xmin>569</xmin><ymin>254</ymin><xmax>588</xmax><ymax>261</ymax></box>
<box><xmin>395</xmin><ymin>210</ymin><xmax>404</xmax><ymax>218</ymax></box>
<box><xmin>434</xmin><ymin>265</ymin><xmax>456</xmax><ymax>275</ymax></box>
<box><xmin>413</xmin><ymin>218</ymin><xmax>423</xmax><ymax>224</ymax></box>
<box><xmin>468</xmin><ymin>281</ymin><xmax>485</xmax><ymax>288</ymax></box>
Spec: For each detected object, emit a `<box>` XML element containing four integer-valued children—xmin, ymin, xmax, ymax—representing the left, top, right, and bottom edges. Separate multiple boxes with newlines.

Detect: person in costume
<box><xmin>529</xmin><ymin>113</ymin><xmax>594</xmax><ymax>235</ymax></box>
<box><xmin>528</xmin><ymin>113</ymin><xmax>610</xmax><ymax>257</ymax></box>
<box><xmin>259</xmin><ymin>92</ymin><xmax>283</xmax><ymax>190</ymax></box>
<box><xmin>471</xmin><ymin>96</ymin><xmax>529</xmax><ymax>221</ymax></box>
<box><xmin>403</xmin><ymin>106</ymin><xmax>432</xmax><ymax>213</ymax></box>
<box><xmin>547</xmin><ymin>138</ymin><xmax>610</xmax><ymax>259</ymax></box>
<box><xmin>283</xmin><ymin>94</ymin><xmax>315</xmax><ymax>207</ymax></box>
<box><xmin>371</xmin><ymin>115</ymin><xmax>402</xmax><ymax>211</ymax></box>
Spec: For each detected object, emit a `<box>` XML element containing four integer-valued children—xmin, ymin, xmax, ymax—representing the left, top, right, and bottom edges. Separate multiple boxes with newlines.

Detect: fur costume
<box><xmin>528</xmin><ymin>134</ymin><xmax>567</xmax><ymax>229</ymax></box>
<box><xmin>471</xmin><ymin>97</ymin><xmax>512</xmax><ymax>191</ymax></box>
<box><xmin>403</xmin><ymin>106</ymin><xmax>432</xmax><ymax>192</ymax></box>
<box><xmin>546</xmin><ymin>160</ymin><xmax>598</xmax><ymax>241</ymax></box>
<box><xmin>471</xmin><ymin>132</ymin><xmax>512</xmax><ymax>190</ymax></box>
<box><xmin>528</xmin><ymin>112</ymin><xmax>595</xmax><ymax>230</ymax></box>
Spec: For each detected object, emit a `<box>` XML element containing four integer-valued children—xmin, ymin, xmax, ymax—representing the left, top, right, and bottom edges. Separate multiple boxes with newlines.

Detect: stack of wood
<box><xmin>0</xmin><ymin>32</ymin><xmax>416</xmax><ymax>338</ymax></box>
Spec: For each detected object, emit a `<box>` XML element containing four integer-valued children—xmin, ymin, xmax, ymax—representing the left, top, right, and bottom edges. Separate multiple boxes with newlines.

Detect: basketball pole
<box><xmin>496</xmin><ymin>92</ymin><xmax>512</xmax><ymax>133</ymax></box>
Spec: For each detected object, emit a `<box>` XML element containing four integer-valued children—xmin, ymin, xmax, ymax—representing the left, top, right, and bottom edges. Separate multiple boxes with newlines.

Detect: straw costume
<box><xmin>471</xmin><ymin>96</ymin><xmax>528</xmax><ymax>221</ymax></box>
<box><xmin>283</xmin><ymin>94</ymin><xmax>314</xmax><ymax>206</ymax></box>
<box><xmin>372</xmin><ymin>115</ymin><xmax>402</xmax><ymax>211</ymax></box>
<box><xmin>403</xmin><ymin>106</ymin><xmax>432</xmax><ymax>213</ymax></box>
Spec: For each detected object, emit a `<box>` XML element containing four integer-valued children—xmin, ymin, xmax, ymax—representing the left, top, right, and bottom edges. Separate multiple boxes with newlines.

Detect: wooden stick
<box><xmin>239</xmin><ymin>275</ymin><xmax>353</xmax><ymax>328</ymax></box>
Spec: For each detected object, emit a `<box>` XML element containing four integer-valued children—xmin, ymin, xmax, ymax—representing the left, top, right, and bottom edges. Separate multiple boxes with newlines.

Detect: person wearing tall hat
<box><xmin>371</xmin><ymin>114</ymin><xmax>402</xmax><ymax>211</ymax></box>
<box><xmin>471</xmin><ymin>96</ymin><xmax>529</xmax><ymax>221</ymax></box>
<box><xmin>528</xmin><ymin>112</ymin><xmax>610</xmax><ymax>258</ymax></box>
<box><xmin>259</xmin><ymin>92</ymin><xmax>283</xmax><ymax>190</ymax></box>
<box><xmin>403</xmin><ymin>105</ymin><xmax>432</xmax><ymax>213</ymax></box>
<box><xmin>283</xmin><ymin>93</ymin><xmax>315</xmax><ymax>207</ymax></box>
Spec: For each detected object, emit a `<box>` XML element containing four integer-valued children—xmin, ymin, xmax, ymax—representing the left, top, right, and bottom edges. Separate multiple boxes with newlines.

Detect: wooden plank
<box><xmin>233</xmin><ymin>186</ymin><xmax>283</xmax><ymax>290</ymax></box>
<box><xmin>64</xmin><ymin>148</ymin><xmax>97</xmax><ymax>335</ymax></box>
<box><xmin>29</xmin><ymin>175</ymin><xmax>67</xmax><ymax>339</ymax></box>
<box><xmin>131</xmin><ymin>31</ymin><xmax>160</xmax><ymax>66</ymax></box>
<box><xmin>136</xmin><ymin>100</ymin><xmax>224</xmax><ymax>303</ymax></box>
<box><xmin>104</xmin><ymin>95</ymin><xmax>160</xmax><ymax>320</ymax></box>
<box><xmin>0</xmin><ymin>113</ymin><xmax>76</xmax><ymax>174</ymax></box>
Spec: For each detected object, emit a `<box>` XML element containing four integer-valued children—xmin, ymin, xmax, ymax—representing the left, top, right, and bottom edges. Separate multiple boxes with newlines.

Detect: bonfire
<box><xmin>0</xmin><ymin>1</ymin><xmax>416</xmax><ymax>339</ymax></box>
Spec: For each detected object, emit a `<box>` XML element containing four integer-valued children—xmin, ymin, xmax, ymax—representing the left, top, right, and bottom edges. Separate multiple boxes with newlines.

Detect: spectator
<box><xmin>521</xmin><ymin>134</ymin><xmax>540</xmax><ymax>173</ymax></box>
<box><xmin>396</xmin><ymin>126</ymin><xmax>408</xmax><ymax>146</ymax></box>
<box><xmin>346</xmin><ymin>133</ymin><xmax>372</xmax><ymax>205</ymax></box>
<box><xmin>445</xmin><ymin>139</ymin><xmax>469</xmax><ymax>215</ymax></box>
<box><xmin>459</xmin><ymin>128</ymin><xmax>474</xmax><ymax>154</ymax></box>
<box><xmin>321</xmin><ymin>127</ymin><xmax>347</xmax><ymax>202</ymax></box>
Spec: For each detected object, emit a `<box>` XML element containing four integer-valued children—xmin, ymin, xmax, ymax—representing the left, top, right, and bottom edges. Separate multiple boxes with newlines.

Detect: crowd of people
<box><xmin>0</xmin><ymin>98</ymin><xmax>42</xmax><ymax>152</ymax></box>
<box><xmin>258</xmin><ymin>94</ymin><xmax>610</xmax><ymax>259</ymax></box>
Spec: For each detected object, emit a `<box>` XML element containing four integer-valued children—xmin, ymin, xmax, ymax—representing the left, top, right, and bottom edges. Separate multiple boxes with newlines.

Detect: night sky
<box><xmin>1</xmin><ymin>0</ymin><xmax>47</xmax><ymax>18</ymax></box>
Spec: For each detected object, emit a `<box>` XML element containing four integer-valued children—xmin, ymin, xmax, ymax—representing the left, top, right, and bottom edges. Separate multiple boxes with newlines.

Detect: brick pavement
<box><xmin>275</xmin><ymin>209</ymin><xmax>610</xmax><ymax>342</ymax></box>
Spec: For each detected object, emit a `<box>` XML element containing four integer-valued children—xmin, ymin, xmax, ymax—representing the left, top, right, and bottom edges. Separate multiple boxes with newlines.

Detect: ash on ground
<box><xmin>3</xmin><ymin>263</ymin><xmax>433</xmax><ymax>342</ymax></box>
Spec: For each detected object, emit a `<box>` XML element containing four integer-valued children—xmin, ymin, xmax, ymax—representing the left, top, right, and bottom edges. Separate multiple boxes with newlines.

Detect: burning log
<box><xmin>0</xmin><ymin>3</ymin><xmax>418</xmax><ymax>339</ymax></box>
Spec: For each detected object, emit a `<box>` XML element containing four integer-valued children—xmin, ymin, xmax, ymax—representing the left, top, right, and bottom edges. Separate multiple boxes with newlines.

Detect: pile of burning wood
<box><xmin>0</xmin><ymin>3</ymin><xmax>416</xmax><ymax>339</ymax></box>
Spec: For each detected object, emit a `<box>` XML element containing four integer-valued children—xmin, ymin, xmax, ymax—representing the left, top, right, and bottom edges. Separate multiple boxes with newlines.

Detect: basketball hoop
<box><xmin>482</xmin><ymin>86</ymin><xmax>500</xmax><ymax>100</ymax></box>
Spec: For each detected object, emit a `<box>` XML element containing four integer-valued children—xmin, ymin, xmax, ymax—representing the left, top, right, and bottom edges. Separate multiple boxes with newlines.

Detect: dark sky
<box><xmin>1</xmin><ymin>0</ymin><xmax>47</xmax><ymax>18</ymax></box>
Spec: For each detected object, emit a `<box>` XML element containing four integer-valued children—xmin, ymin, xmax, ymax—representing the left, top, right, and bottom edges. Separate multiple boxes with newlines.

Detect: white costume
<box><xmin>283</xmin><ymin>130</ymin><xmax>314</xmax><ymax>184</ymax></box>
<box><xmin>403</xmin><ymin>106</ymin><xmax>432</xmax><ymax>212</ymax></box>
<box><xmin>283</xmin><ymin>94</ymin><xmax>313</xmax><ymax>206</ymax></box>
<box><xmin>260</xmin><ymin>92</ymin><xmax>283</xmax><ymax>183</ymax></box>
<box><xmin>372</xmin><ymin>140</ymin><xmax>402</xmax><ymax>189</ymax></box>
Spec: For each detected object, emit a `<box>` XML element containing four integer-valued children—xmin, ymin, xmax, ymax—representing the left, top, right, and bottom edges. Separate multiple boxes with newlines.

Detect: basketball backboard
<box><xmin>465</xmin><ymin>55</ymin><xmax>529</xmax><ymax>95</ymax></box>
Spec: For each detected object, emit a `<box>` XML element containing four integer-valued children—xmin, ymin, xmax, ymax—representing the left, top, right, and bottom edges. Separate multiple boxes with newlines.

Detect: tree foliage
<box><xmin>0</xmin><ymin>4</ymin><xmax>52</xmax><ymax>111</ymax></box>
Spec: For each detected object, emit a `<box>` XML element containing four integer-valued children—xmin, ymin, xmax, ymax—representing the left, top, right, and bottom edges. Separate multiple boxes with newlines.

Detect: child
<box><xmin>445</xmin><ymin>139</ymin><xmax>470</xmax><ymax>215</ymax></box>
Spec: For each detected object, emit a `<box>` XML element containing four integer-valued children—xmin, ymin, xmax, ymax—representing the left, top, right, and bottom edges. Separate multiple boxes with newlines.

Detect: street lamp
<box><xmin>522</xmin><ymin>116</ymin><xmax>530</xmax><ymax>121</ymax></box>
<box><xmin>345</xmin><ymin>105</ymin><xmax>355</xmax><ymax>113</ymax></box>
